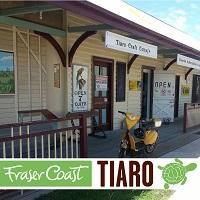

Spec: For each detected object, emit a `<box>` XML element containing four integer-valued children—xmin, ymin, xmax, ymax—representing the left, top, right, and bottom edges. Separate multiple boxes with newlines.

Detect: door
<box><xmin>153</xmin><ymin>71</ymin><xmax>175</xmax><ymax>122</ymax></box>
<box><xmin>174</xmin><ymin>76</ymin><xmax>180</xmax><ymax>118</ymax></box>
<box><xmin>93</xmin><ymin>57</ymin><xmax>113</xmax><ymax>130</ymax></box>
<box><xmin>192</xmin><ymin>74</ymin><xmax>200</xmax><ymax>103</ymax></box>
<box><xmin>142</xmin><ymin>69</ymin><xmax>153</xmax><ymax>120</ymax></box>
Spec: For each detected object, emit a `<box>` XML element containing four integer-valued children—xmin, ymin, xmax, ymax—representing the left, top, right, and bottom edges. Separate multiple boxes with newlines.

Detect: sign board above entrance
<box><xmin>177</xmin><ymin>54</ymin><xmax>200</xmax><ymax>70</ymax></box>
<box><xmin>105</xmin><ymin>31</ymin><xmax>158</xmax><ymax>59</ymax></box>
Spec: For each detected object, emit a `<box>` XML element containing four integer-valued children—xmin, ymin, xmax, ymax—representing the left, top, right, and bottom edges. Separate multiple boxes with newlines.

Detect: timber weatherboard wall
<box><xmin>0</xmin><ymin>25</ymin><xmax>47</xmax><ymax>124</ymax></box>
<box><xmin>66</xmin><ymin>11</ymin><xmax>197</xmax><ymax>129</ymax></box>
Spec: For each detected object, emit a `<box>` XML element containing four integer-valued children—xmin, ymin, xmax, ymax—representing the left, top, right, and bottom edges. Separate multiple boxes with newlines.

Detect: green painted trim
<box><xmin>68</xmin><ymin>24</ymin><xmax>113</xmax><ymax>32</ymax></box>
<box><xmin>158</xmin><ymin>49</ymin><xmax>182</xmax><ymax>54</ymax></box>
<box><xmin>0</xmin><ymin>4</ymin><xmax>61</xmax><ymax>17</ymax></box>
<box><xmin>0</xmin><ymin>16</ymin><xmax>66</xmax><ymax>37</ymax></box>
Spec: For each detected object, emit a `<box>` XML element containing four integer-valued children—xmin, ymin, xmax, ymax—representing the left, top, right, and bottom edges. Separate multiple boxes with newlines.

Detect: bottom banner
<box><xmin>0</xmin><ymin>159</ymin><xmax>198</xmax><ymax>190</ymax></box>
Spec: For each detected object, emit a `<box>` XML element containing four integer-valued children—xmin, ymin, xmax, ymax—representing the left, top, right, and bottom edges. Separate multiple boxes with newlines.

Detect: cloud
<box><xmin>164</xmin><ymin>10</ymin><xmax>188</xmax><ymax>31</ymax></box>
<box><xmin>0</xmin><ymin>55</ymin><xmax>13</xmax><ymax>62</ymax></box>
<box><xmin>189</xmin><ymin>3</ymin><xmax>198</xmax><ymax>9</ymax></box>
<box><xmin>173</xmin><ymin>9</ymin><xmax>186</xmax><ymax>15</ymax></box>
<box><xmin>195</xmin><ymin>25</ymin><xmax>200</xmax><ymax>32</ymax></box>
<box><xmin>175</xmin><ymin>0</ymin><xmax>184</xmax><ymax>3</ymax></box>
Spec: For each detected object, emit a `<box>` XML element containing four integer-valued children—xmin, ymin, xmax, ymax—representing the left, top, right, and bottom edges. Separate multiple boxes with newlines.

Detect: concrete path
<box><xmin>162</xmin><ymin>137</ymin><xmax>200</xmax><ymax>158</ymax></box>
<box><xmin>162</xmin><ymin>138</ymin><xmax>200</xmax><ymax>200</ymax></box>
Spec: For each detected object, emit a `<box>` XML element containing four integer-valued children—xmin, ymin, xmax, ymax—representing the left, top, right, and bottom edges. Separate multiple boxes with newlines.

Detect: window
<box><xmin>0</xmin><ymin>51</ymin><xmax>14</xmax><ymax>94</ymax></box>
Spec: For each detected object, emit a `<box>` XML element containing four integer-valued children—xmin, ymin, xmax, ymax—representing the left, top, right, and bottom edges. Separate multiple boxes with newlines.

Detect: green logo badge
<box><xmin>158</xmin><ymin>158</ymin><xmax>197</xmax><ymax>189</ymax></box>
<box><xmin>0</xmin><ymin>160</ymin><xmax>92</xmax><ymax>188</ymax></box>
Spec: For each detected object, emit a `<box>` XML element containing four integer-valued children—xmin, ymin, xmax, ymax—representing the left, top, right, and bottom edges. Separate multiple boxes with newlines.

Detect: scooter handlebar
<box><xmin>118</xmin><ymin>111</ymin><xmax>126</xmax><ymax>115</ymax></box>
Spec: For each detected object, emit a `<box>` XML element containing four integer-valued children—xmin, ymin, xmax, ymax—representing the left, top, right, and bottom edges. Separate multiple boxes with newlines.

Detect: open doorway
<box><xmin>174</xmin><ymin>75</ymin><xmax>180</xmax><ymax>118</ymax></box>
<box><xmin>141</xmin><ymin>68</ymin><xmax>154</xmax><ymax>120</ymax></box>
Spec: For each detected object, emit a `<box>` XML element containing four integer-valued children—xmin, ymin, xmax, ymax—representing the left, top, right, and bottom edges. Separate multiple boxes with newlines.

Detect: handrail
<box><xmin>0</xmin><ymin>126</ymin><xmax>82</xmax><ymax>142</ymax></box>
<box><xmin>0</xmin><ymin>115</ymin><xmax>82</xmax><ymax>129</ymax></box>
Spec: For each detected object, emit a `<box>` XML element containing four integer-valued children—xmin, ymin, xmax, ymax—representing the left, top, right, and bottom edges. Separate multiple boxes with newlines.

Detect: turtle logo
<box><xmin>158</xmin><ymin>159</ymin><xmax>197</xmax><ymax>189</ymax></box>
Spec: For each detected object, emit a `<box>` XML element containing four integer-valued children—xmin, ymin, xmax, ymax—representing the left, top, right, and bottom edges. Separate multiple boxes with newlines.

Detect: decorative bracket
<box><xmin>68</xmin><ymin>31</ymin><xmax>97</xmax><ymax>67</ymax></box>
<box><xmin>127</xmin><ymin>54</ymin><xmax>139</xmax><ymax>74</ymax></box>
<box><xmin>163</xmin><ymin>58</ymin><xmax>177</xmax><ymax>71</ymax></box>
<box><xmin>34</xmin><ymin>31</ymin><xmax>66</xmax><ymax>67</ymax></box>
<box><xmin>185</xmin><ymin>68</ymin><xmax>193</xmax><ymax>80</ymax></box>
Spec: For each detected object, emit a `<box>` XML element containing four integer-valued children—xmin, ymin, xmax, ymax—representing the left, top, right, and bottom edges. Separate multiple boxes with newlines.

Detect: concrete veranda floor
<box><xmin>88</xmin><ymin>117</ymin><xmax>200</xmax><ymax>158</ymax></box>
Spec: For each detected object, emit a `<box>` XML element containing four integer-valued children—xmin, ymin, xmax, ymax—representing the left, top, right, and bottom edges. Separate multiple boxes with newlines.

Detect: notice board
<box><xmin>116</xmin><ymin>62</ymin><xmax>126</xmax><ymax>102</ymax></box>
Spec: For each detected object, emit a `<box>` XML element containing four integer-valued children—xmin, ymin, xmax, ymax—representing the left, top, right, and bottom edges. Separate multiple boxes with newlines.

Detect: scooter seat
<box><xmin>135</xmin><ymin>141</ymin><xmax>145</xmax><ymax>151</ymax></box>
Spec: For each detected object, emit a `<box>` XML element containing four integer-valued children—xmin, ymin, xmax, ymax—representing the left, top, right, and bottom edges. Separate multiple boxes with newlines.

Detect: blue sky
<box><xmin>124</xmin><ymin>0</ymin><xmax>200</xmax><ymax>40</ymax></box>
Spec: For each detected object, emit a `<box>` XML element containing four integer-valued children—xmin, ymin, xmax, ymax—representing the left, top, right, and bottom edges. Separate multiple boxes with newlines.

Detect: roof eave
<box><xmin>51</xmin><ymin>0</ymin><xmax>200</xmax><ymax>58</ymax></box>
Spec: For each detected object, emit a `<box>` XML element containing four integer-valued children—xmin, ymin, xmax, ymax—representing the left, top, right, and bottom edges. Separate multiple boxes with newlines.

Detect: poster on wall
<box><xmin>54</xmin><ymin>64</ymin><xmax>60</xmax><ymax>88</ymax></box>
<box><xmin>72</xmin><ymin>64</ymin><xmax>88</xmax><ymax>112</ymax></box>
<box><xmin>96</xmin><ymin>75</ymin><xmax>108</xmax><ymax>91</ymax></box>
<box><xmin>0</xmin><ymin>51</ymin><xmax>14</xmax><ymax>94</ymax></box>
<box><xmin>153</xmin><ymin>71</ymin><xmax>175</xmax><ymax>122</ymax></box>
<box><xmin>129</xmin><ymin>80</ymin><xmax>141</xmax><ymax>91</ymax></box>
<box><xmin>181</xmin><ymin>85</ymin><xmax>190</xmax><ymax>96</ymax></box>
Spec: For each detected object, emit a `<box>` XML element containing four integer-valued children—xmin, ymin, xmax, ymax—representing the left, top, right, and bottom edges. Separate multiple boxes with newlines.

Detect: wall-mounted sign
<box><xmin>105</xmin><ymin>31</ymin><xmax>157</xmax><ymax>59</ymax></box>
<box><xmin>177</xmin><ymin>54</ymin><xmax>200</xmax><ymax>70</ymax></box>
<box><xmin>181</xmin><ymin>85</ymin><xmax>190</xmax><ymax>96</ymax></box>
<box><xmin>54</xmin><ymin>63</ymin><xmax>60</xmax><ymax>88</ymax></box>
<box><xmin>72</xmin><ymin>64</ymin><xmax>88</xmax><ymax>112</ymax></box>
<box><xmin>0</xmin><ymin>51</ymin><xmax>14</xmax><ymax>94</ymax></box>
<box><xmin>96</xmin><ymin>75</ymin><xmax>108</xmax><ymax>91</ymax></box>
<box><xmin>129</xmin><ymin>80</ymin><xmax>141</xmax><ymax>91</ymax></box>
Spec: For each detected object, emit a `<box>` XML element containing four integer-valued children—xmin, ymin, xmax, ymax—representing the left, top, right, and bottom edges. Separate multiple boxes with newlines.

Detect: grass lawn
<box><xmin>36</xmin><ymin>190</ymin><xmax>174</xmax><ymax>200</ymax></box>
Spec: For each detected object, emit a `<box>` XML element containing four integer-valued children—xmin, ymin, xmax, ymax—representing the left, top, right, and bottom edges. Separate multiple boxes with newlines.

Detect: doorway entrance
<box><xmin>142</xmin><ymin>68</ymin><xmax>154</xmax><ymax>120</ymax></box>
<box><xmin>174</xmin><ymin>75</ymin><xmax>180</xmax><ymax>118</ymax></box>
<box><xmin>92</xmin><ymin>57</ymin><xmax>114</xmax><ymax>130</ymax></box>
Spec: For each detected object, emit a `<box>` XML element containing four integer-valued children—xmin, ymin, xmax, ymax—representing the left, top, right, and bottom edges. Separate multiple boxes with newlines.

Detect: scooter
<box><xmin>118</xmin><ymin>111</ymin><xmax>161</xmax><ymax>158</ymax></box>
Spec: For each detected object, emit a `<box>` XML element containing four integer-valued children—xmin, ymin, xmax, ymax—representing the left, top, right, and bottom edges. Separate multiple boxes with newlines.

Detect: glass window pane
<box><xmin>102</xmin><ymin>108</ymin><xmax>107</xmax><ymax>125</ymax></box>
<box><xmin>94</xmin><ymin>109</ymin><xmax>99</xmax><ymax>125</ymax></box>
<box><xmin>101</xmin><ymin>67</ymin><xmax>107</xmax><ymax>75</ymax></box>
<box><xmin>95</xmin><ymin>91</ymin><xmax>100</xmax><ymax>97</ymax></box>
<box><xmin>95</xmin><ymin>66</ymin><xmax>100</xmax><ymax>75</ymax></box>
<box><xmin>102</xmin><ymin>91</ymin><xmax>108</xmax><ymax>97</ymax></box>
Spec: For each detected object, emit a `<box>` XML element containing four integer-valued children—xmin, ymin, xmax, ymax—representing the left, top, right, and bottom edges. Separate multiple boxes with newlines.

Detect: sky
<box><xmin>124</xmin><ymin>0</ymin><xmax>200</xmax><ymax>41</ymax></box>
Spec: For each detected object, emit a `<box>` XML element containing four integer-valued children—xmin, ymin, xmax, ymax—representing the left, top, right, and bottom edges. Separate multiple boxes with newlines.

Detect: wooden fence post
<box><xmin>183</xmin><ymin>103</ymin><xmax>187</xmax><ymax>133</ymax></box>
<box><xmin>80</xmin><ymin>114</ymin><xmax>88</xmax><ymax>158</ymax></box>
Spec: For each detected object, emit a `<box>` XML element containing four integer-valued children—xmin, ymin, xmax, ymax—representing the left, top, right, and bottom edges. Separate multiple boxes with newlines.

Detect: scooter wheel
<box><xmin>118</xmin><ymin>148</ymin><xmax>126</xmax><ymax>158</ymax></box>
<box><xmin>145</xmin><ymin>144</ymin><xmax>156</xmax><ymax>154</ymax></box>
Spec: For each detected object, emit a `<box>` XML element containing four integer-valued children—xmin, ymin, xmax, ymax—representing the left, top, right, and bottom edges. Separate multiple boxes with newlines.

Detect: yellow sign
<box><xmin>181</xmin><ymin>85</ymin><xmax>190</xmax><ymax>96</ymax></box>
<box><xmin>129</xmin><ymin>80</ymin><xmax>141</xmax><ymax>91</ymax></box>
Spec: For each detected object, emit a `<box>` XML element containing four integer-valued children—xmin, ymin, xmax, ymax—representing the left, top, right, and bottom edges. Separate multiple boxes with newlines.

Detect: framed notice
<box><xmin>96</xmin><ymin>75</ymin><xmax>108</xmax><ymax>91</ymax></box>
<box><xmin>54</xmin><ymin>64</ymin><xmax>60</xmax><ymax>88</ymax></box>
<box><xmin>0</xmin><ymin>51</ymin><xmax>14</xmax><ymax>94</ymax></box>
<box><xmin>116</xmin><ymin>62</ymin><xmax>126</xmax><ymax>102</ymax></box>
<box><xmin>72</xmin><ymin>64</ymin><xmax>88</xmax><ymax>112</ymax></box>
<box><xmin>129</xmin><ymin>80</ymin><xmax>141</xmax><ymax>91</ymax></box>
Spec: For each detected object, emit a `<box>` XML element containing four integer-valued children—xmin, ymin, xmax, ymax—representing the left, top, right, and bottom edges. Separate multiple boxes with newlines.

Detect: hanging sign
<box><xmin>177</xmin><ymin>54</ymin><xmax>200</xmax><ymax>70</ymax></box>
<box><xmin>72</xmin><ymin>65</ymin><xmax>88</xmax><ymax>112</ymax></box>
<box><xmin>105</xmin><ymin>31</ymin><xmax>157</xmax><ymax>58</ymax></box>
<box><xmin>96</xmin><ymin>75</ymin><xmax>108</xmax><ymax>91</ymax></box>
